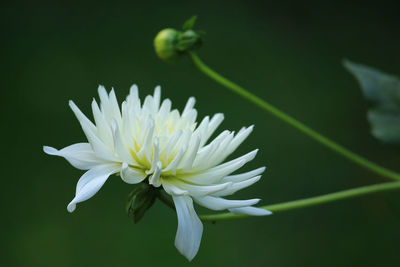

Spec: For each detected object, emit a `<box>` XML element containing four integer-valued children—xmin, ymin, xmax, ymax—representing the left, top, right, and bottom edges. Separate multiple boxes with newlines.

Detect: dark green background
<box><xmin>2</xmin><ymin>0</ymin><xmax>400</xmax><ymax>266</ymax></box>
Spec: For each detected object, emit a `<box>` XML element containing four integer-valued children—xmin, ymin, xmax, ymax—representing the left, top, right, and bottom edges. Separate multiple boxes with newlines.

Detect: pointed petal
<box><xmin>201</xmin><ymin>113</ymin><xmax>224</xmax><ymax>146</ymax></box>
<box><xmin>223</xmin><ymin>167</ymin><xmax>266</xmax><ymax>183</ymax></box>
<box><xmin>68</xmin><ymin>163</ymin><xmax>120</xmax><ymax>212</ymax></box>
<box><xmin>149</xmin><ymin>161</ymin><xmax>162</xmax><ymax>187</ymax></box>
<box><xmin>212</xmin><ymin>176</ymin><xmax>262</xmax><ymax>197</ymax></box>
<box><xmin>183</xmin><ymin>150</ymin><xmax>258</xmax><ymax>185</ymax></box>
<box><xmin>111</xmin><ymin>119</ymin><xmax>136</xmax><ymax>165</ymax></box>
<box><xmin>120</xmin><ymin>162</ymin><xmax>146</xmax><ymax>184</ymax></box>
<box><xmin>166</xmin><ymin>178</ymin><xmax>231</xmax><ymax>197</ymax></box>
<box><xmin>153</xmin><ymin>86</ymin><xmax>161</xmax><ymax>111</ymax></box>
<box><xmin>43</xmin><ymin>143</ymin><xmax>102</xmax><ymax>170</ymax></box>
<box><xmin>193</xmin><ymin>196</ymin><xmax>260</xmax><ymax>210</ymax></box>
<box><xmin>182</xmin><ymin>159</ymin><xmax>247</xmax><ymax>185</ymax></box>
<box><xmin>162</xmin><ymin>182</ymin><xmax>189</xmax><ymax>196</ymax></box>
<box><xmin>220</xmin><ymin>126</ymin><xmax>254</xmax><ymax>161</ymax></box>
<box><xmin>91</xmin><ymin>99</ymin><xmax>114</xmax><ymax>148</ymax></box>
<box><xmin>69</xmin><ymin>101</ymin><xmax>116</xmax><ymax>161</ymax></box>
<box><xmin>229</xmin><ymin>206</ymin><xmax>272</xmax><ymax>216</ymax></box>
<box><xmin>182</xmin><ymin>97</ymin><xmax>196</xmax><ymax>116</ymax></box>
<box><xmin>173</xmin><ymin>195</ymin><xmax>203</xmax><ymax>261</ymax></box>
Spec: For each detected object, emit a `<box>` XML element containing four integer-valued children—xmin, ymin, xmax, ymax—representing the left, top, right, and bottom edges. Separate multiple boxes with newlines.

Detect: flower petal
<box><xmin>43</xmin><ymin>143</ymin><xmax>103</xmax><ymax>170</ymax></box>
<box><xmin>218</xmin><ymin>126</ymin><xmax>254</xmax><ymax>163</ymax></box>
<box><xmin>148</xmin><ymin>161</ymin><xmax>163</xmax><ymax>187</ymax></box>
<box><xmin>120</xmin><ymin>162</ymin><xmax>146</xmax><ymax>184</ymax></box>
<box><xmin>68</xmin><ymin>163</ymin><xmax>120</xmax><ymax>212</ymax></box>
<box><xmin>212</xmin><ymin>176</ymin><xmax>261</xmax><ymax>197</ymax></box>
<box><xmin>69</xmin><ymin>100</ymin><xmax>116</xmax><ymax>161</ymax></box>
<box><xmin>222</xmin><ymin>167</ymin><xmax>266</xmax><ymax>183</ymax></box>
<box><xmin>229</xmin><ymin>206</ymin><xmax>272</xmax><ymax>216</ymax></box>
<box><xmin>193</xmin><ymin>196</ymin><xmax>260</xmax><ymax>210</ymax></box>
<box><xmin>173</xmin><ymin>195</ymin><xmax>203</xmax><ymax>261</ymax></box>
<box><xmin>162</xmin><ymin>182</ymin><xmax>188</xmax><ymax>196</ymax></box>
<box><xmin>111</xmin><ymin>119</ymin><xmax>137</xmax><ymax>166</ymax></box>
<box><xmin>200</xmin><ymin>113</ymin><xmax>224</xmax><ymax>147</ymax></box>
<box><xmin>165</xmin><ymin>178</ymin><xmax>231</xmax><ymax>197</ymax></box>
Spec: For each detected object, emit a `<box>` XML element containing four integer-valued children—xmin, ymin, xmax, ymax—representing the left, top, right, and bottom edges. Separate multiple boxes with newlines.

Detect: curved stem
<box><xmin>200</xmin><ymin>181</ymin><xmax>400</xmax><ymax>222</ymax></box>
<box><xmin>189</xmin><ymin>52</ymin><xmax>400</xmax><ymax>181</ymax></box>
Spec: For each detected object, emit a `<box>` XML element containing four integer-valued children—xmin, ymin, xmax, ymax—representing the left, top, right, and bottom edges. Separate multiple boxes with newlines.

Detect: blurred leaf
<box><xmin>368</xmin><ymin>109</ymin><xmax>400</xmax><ymax>145</ymax></box>
<box><xmin>344</xmin><ymin>59</ymin><xmax>400</xmax><ymax>144</ymax></box>
<box><xmin>126</xmin><ymin>183</ymin><xmax>158</xmax><ymax>223</ymax></box>
<box><xmin>182</xmin><ymin>15</ymin><xmax>197</xmax><ymax>31</ymax></box>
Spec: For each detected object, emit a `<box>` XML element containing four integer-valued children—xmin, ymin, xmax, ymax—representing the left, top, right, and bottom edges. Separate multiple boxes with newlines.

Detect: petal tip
<box><xmin>67</xmin><ymin>203</ymin><xmax>76</xmax><ymax>213</ymax></box>
<box><xmin>43</xmin><ymin>146</ymin><xmax>57</xmax><ymax>155</ymax></box>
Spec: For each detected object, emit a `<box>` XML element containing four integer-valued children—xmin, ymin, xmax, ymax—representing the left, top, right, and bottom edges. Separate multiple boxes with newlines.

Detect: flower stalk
<box><xmin>189</xmin><ymin>51</ymin><xmax>400</xmax><ymax>182</ymax></box>
<box><xmin>200</xmin><ymin>181</ymin><xmax>400</xmax><ymax>222</ymax></box>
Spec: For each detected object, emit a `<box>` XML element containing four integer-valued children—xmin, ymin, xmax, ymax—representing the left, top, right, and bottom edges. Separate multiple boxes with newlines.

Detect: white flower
<box><xmin>44</xmin><ymin>85</ymin><xmax>271</xmax><ymax>260</ymax></box>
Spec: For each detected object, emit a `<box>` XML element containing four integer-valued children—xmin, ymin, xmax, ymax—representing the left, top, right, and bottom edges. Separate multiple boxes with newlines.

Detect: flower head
<box><xmin>44</xmin><ymin>85</ymin><xmax>270</xmax><ymax>260</ymax></box>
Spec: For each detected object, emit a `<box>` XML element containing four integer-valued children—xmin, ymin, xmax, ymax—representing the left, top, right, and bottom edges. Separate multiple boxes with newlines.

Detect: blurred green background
<box><xmin>2</xmin><ymin>0</ymin><xmax>400</xmax><ymax>266</ymax></box>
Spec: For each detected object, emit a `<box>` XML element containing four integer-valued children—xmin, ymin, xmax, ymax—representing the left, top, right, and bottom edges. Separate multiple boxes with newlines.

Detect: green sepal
<box><xmin>182</xmin><ymin>15</ymin><xmax>197</xmax><ymax>31</ymax></box>
<box><xmin>126</xmin><ymin>183</ymin><xmax>159</xmax><ymax>223</ymax></box>
<box><xmin>175</xmin><ymin>30</ymin><xmax>203</xmax><ymax>52</ymax></box>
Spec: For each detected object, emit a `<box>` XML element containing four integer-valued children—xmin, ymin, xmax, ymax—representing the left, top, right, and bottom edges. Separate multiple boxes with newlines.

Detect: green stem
<box><xmin>200</xmin><ymin>181</ymin><xmax>400</xmax><ymax>222</ymax></box>
<box><xmin>189</xmin><ymin>52</ymin><xmax>400</xmax><ymax>181</ymax></box>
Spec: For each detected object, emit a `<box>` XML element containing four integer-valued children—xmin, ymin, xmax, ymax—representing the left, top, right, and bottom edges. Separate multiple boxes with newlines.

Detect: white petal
<box><xmin>98</xmin><ymin>86</ymin><xmax>121</xmax><ymax>123</ymax></box>
<box><xmin>166</xmin><ymin>178</ymin><xmax>231</xmax><ymax>197</ymax></box>
<box><xmin>147</xmin><ymin>137</ymin><xmax>160</xmax><ymax>174</ymax></box>
<box><xmin>159</xmin><ymin>130</ymin><xmax>182</xmax><ymax>157</ymax></box>
<box><xmin>137</xmin><ymin>118</ymin><xmax>154</xmax><ymax>163</ymax></box>
<box><xmin>201</xmin><ymin>113</ymin><xmax>224</xmax><ymax>146</ymax></box>
<box><xmin>68</xmin><ymin>163</ymin><xmax>120</xmax><ymax>212</ymax></box>
<box><xmin>91</xmin><ymin>99</ymin><xmax>113</xmax><ymax>148</ymax></box>
<box><xmin>220</xmin><ymin>126</ymin><xmax>254</xmax><ymax>161</ymax></box>
<box><xmin>173</xmin><ymin>195</ymin><xmax>203</xmax><ymax>261</ymax></box>
<box><xmin>223</xmin><ymin>167</ymin><xmax>266</xmax><ymax>183</ymax></box>
<box><xmin>120</xmin><ymin>162</ymin><xmax>146</xmax><ymax>184</ymax></box>
<box><xmin>179</xmin><ymin>135</ymin><xmax>201</xmax><ymax>170</ymax></box>
<box><xmin>153</xmin><ymin>85</ymin><xmax>161</xmax><ymax>111</ymax></box>
<box><xmin>183</xmin><ymin>150</ymin><xmax>258</xmax><ymax>184</ymax></box>
<box><xmin>68</xmin><ymin>100</ymin><xmax>96</xmax><ymax>133</ymax></box>
<box><xmin>158</xmin><ymin>99</ymin><xmax>172</xmax><ymax>122</ymax></box>
<box><xmin>69</xmin><ymin>101</ymin><xmax>116</xmax><ymax>161</ymax></box>
<box><xmin>149</xmin><ymin>161</ymin><xmax>162</xmax><ymax>187</ymax></box>
<box><xmin>182</xmin><ymin>159</ymin><xmax>247</xmax><ymax>185</ymax></box>
<box><xmin>182</xmin><ymin>97</ymin><xmax>196</xmax><ymax>116</ymax></box>
<box><xmin>111</xmin><ymin>119</ymin><xmax>136</xmax><ymax>165</ymax></box>
<box><xmin>229</xmin><ymin>206</ymin><xmax>272</xmax><ymax>216</ymax></box>
<box><xmin>193</xmin><ymin>196</ymin><xmax>260</xmax><ymax>210</ymax></box>
<box><xmin>162</xmin><ymin>182</ymin><xmax>188</xmax><ymax>196</ymax></box>
<box><xmin>213</xmin><ymin>176</ymin><xmax>261</xmax><ymax>197</ymax></box>
<box><xmin>142</xmin><ymin>95</ymin><xmax>155</xmax><ymax>114</ymax></box>
<box><xmin>163</xmin><ymin>145</ymin><xmax>188</xmax><ymax>174</ymax></box>
<box><xmin>43</xmin><ymin>143</ymin><xmax>102</xmax><ymax>170</ymax></box>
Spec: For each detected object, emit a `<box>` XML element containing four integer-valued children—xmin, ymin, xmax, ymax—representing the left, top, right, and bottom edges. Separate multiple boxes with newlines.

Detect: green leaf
<box><xmin>343</xmin><ymin>59</ymin><xmax>400</xmax><ymax>110</ymax></box>
<box><xmin>182</xmin><ymin>15</ymin><xmax>197</xmax><ymax>31</ymax></box>
<box><xmin>368</xmin><ymin>109</ymin><xmax>400</xmax><ymax>145</ymax></box>
<box><xmin>126</xmin><ymin>183</ymin><xmax>158</xmax><ymax>223</ymax></box>
<box><xmin>344</xmin><ymin>59</ymin><xmax>400</xmax><ymax>144</ymax></box>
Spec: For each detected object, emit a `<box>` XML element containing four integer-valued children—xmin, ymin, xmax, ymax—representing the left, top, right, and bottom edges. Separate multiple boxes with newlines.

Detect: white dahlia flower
<box><xmin>43</xmin><ymin>85</ymin><xmax>270</xmax><ymax>260</ymax></box>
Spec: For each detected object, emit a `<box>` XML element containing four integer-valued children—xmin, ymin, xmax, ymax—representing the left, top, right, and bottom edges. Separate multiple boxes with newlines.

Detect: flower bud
<box><xmin>154</xmin><ymin>28</ymin><xmax>181</xmax><ymax>63</ymax></box>
<box><xmin>154</xmin><ymin>28</ymin><xmax>203</xmax><ymax>63</ymax></box>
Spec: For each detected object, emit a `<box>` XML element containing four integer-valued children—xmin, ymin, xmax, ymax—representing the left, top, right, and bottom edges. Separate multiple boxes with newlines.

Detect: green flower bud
<box><xmin>154</xmin><ymin>27</ymin><xmax>203</xmax><ymax>63</ymax></box>
<box><xmin>154</xmin><ymin>28</ymin><xmax>181</xmax><ymax>63</ymax></box>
